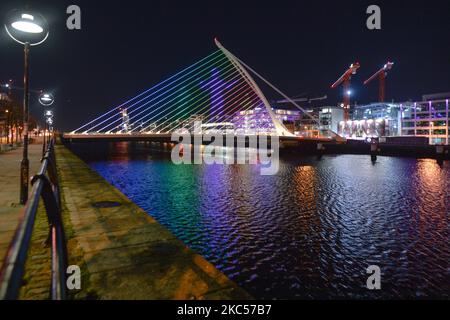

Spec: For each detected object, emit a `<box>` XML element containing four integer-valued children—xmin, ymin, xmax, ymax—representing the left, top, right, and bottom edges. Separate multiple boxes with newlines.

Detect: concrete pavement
<box><xmin>0</xmin><ymin>140</ymin><xmax>44</xmax><ymax>266</ymax></box>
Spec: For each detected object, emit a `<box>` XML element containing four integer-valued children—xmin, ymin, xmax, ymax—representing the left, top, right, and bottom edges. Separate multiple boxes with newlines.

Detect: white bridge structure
<box><xmin>66</xmin><ymin>39</ymin><xmax>342</xmax><ymax>142</ymax></box>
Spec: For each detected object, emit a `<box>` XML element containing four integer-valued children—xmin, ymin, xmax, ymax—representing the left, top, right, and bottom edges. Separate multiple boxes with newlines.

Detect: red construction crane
<box><xmin>364</xmin><ymin>62</ymin><xmax>394</xmax><ymax>102</ymax></box>
<box><xmin>331</xmin><ymin>62</ymin><xmax>360</xmax><ymax>121</ymax></box>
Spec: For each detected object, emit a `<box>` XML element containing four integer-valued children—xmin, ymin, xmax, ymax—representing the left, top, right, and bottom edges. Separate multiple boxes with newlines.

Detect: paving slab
<box><xmin>0</xmin><ymin>140</ymin><xmax>44</xmax><ymax>265</ymax></box>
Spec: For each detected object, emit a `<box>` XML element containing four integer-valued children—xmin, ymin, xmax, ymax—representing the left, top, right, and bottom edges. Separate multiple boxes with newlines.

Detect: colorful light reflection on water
<box><xmin>70</xmin><ymin>142</ymin><xmax>450</xmax><ymax>299</ymax></box>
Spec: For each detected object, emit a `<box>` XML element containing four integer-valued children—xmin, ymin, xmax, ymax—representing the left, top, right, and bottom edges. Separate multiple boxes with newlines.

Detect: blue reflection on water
<box><xmin>70</xmin><ymin>142</ymin><xmax>450</xmax><ymax>299</ymax></box>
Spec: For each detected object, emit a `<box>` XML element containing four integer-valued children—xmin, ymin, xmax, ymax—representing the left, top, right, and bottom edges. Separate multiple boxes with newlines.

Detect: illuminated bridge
<box><xmin>64</xmin><ymin>39</ymin><xmax>343</xmax><ymax>144</ymax></box>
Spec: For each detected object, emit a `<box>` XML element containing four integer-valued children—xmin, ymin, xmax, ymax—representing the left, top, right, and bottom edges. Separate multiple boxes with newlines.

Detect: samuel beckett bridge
<box><xmin>64</xmin><ymin>39</ymin><xmax>344</xmax><ymax>144</ymax></box>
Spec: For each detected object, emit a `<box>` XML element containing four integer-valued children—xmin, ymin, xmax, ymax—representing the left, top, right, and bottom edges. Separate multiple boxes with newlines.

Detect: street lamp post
<box><xmin>21</xmin><ymin>42</ymin><xmax>30</xmax><ymax>204</ymax></box>
<box><xmin>43</xmin><ymin>110</ymin><xmax>54</xmax><ymax>155</ymax></box>
<box><xmin>5</xmin><ymin>9</ymin><xmax>49</xmax><ymax>204</ymax></box>
<box><xmin>5</xmin><ymin>109</ymin><xmax>10</xmax><ymax>144</ymax></box>
<box><xmin>39</xmin><ymin>93</ymin><xmax>54</xmax><ymax>155</ymax></box>
<box><xmin>46</xmin><ymin>116</ymin><xmax>54</xmax><ymax>144</ymax></box>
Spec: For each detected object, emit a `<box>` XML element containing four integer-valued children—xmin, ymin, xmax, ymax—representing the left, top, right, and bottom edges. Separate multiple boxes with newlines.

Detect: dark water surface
<box><xmin>69</xmin><ymin>142</ymin><xmax>450</xmax><ymax>299</ymax></box>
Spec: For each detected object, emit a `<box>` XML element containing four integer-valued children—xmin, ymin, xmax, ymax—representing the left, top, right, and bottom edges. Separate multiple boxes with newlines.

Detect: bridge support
<box><xmin>436</xmin><ymin>145</ymin><xmax>445</xmax><ymax>166</ymax></box>
<box><xmin>316</xmin><ymin>143</ymin><xmax>325</xmax><ymax>160</ymax></box>
<box><xmin>370</xmin><ymin>140</ymin><xmax>378</xmax><ymax>163</ymax></box>
<box><xmin>215</xmin><ymin>39</ymin><xmax>294</xmax><ymax>137</ymax></box>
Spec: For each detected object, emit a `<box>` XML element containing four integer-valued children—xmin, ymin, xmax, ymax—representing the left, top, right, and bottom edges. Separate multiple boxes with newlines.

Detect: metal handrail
<box><xmin>0</xmin><ymin>138</ymin><xmax>68</xmax><ymax>300</ymax></box>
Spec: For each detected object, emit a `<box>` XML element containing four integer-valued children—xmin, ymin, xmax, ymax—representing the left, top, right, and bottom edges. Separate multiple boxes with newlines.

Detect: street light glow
<box><xmin>5</xmin><ymin>9</ymin><xmax>49</xmax><ymax>46</ymax></box>
<box><xmin>11</xmin><ymin>13</ymin><xmax>44</xmax><ymax>34</ymax></box>
<box><xmin>11</xmin><ymin>20</ymin><xmax>44</xmax><ymax>34</ymax></box>
<box><xmin>39</xmin><ymin>92</ymin><xmax>54</xmax><ymax>106</ymax></box>
<box><xmin>21</xmin><ymin>14</ymin><xmax>34</xmax><ymax>20</ymax></box>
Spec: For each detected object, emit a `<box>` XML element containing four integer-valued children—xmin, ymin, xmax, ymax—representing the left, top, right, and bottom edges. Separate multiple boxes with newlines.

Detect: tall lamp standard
<box><xmin>4</xmin><ymin>109</ymin><xmax>9</xmax><ymax>144</ymax></box>
<box><xmin>5</xmin><ymin>9</ymin><xmax>49</xmax><ymax>204</ymax></box>
<box><xmin>39</xmin><ymin>92</ymin><xmax>54</xmax><ymax>155</ymax></box>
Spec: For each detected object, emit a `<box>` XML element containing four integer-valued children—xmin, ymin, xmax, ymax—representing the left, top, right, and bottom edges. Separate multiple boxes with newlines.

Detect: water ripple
<box><xmin>72</xmin><ymin>143</ymin><xmax>449</xmax><ymax>299</ymax></box>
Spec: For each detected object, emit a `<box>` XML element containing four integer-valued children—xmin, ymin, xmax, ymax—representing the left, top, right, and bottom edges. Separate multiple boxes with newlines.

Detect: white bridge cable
<box><xmin>126</xmin><ymin>66</ymin><xmax>241</xmax><ymax>133</ymax></box>
<box><xmin>100</xmin><ymin>58</ymin><xmax>237</xmax><ymax>133</ymax></box>
<box><xmin>156</xmin><ymin>90</ymin><xmax>258</xmax><ymax>134</ymax></box>
<box><xmin>142</xmin><ymin>71</ymin><xmax>250</xmax><ymax>133</ymax></box>
<box><xmin>234</xmin><ymin>56</ymin><xmax>320</xmax><ymax>124</ymax></box>
<box><xmin>91</xmin><ymin>54</ymin><xmax>231</xmax><ymax>133</ymax></box>
<box><xmin>223</xmin><ymin>48</ymin><xmax>342</xmax><ymax>137</ymax></box>
<box><xmin>142</xmin><ymin>76</ymin><xmax>250</xmax><ymax>133</ymax></box>
<box><xmin>213</xmin><ymin>98</ymin><xmax>262</xmax><ymax>133</ymax></box>
<box><xmin>72</xmin><ymin>50</ymin><xmax>224</xmax><ymax>133</ymax></box>
<box><xmin>80</xmin><ymin>51</ymin><xmax>228</xmax><ymax>133</ymax></box>
<box><xmin>123</xmin><ymin>63</ymin><xmax>241</xmax><ymax>133</ymax></box>
<box><xmin>149</xmin><ymin>71</ymin><xmax>255</xmax><ymax>132</ymax></box>
<box><xmin>194</xmin><ymin>57</ymin><xmax>271</xmax><ymax>131</ymax></box>
<box><xmin>140</xmin><ymin>55</ymin><xmax>264</xmax><ymax>134</ymax></box>
<box><xmin>121</xmin><ymin>53</ymin><xmax>228</xmax><ymax>118</ymax></box>
<box><xmin>202</xmin><ymin>88</ymin><xmax>260</xmax><ymax>126</ymax></box>
<box><xmin>150</xmin><ymin>67</ymin><xmax>263</xmax><ymax>133</ymax></box>
<box><xmin>155</xmin><ymin>81</ymin><xmax>258</xmax><ymax>133</ymax></box>
<box><xmin>213</xmin><ymin>89</ymin><xmax>266</xmax><ymax>132</ymax></box>
<box><xmin>213</xmin><ymin>95</ymin><xmax>263</xmax><ymax>132</ymax></box>
<box><xmin>215</xmin><ymin>40</ymin><xmax>293</xmax><ymax>137</ymax></box>
<box><xmin>203</xmin><ymin>87</ymin><xmax>259</xmax><ymax>124</ymax></box>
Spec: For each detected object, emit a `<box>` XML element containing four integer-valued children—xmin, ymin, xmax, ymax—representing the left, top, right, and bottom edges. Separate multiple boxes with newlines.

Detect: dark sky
<box><xmin>0</xmin><ymin>0</ymin><xmax>449</xmax><ymax>131</ymax></box>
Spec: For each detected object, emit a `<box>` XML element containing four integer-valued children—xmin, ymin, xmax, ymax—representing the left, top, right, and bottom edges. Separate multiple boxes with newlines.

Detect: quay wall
<box><xmin>54</xmin><ymin>143</ymin><xmax>252</xmax><ymax>300</ymax></box>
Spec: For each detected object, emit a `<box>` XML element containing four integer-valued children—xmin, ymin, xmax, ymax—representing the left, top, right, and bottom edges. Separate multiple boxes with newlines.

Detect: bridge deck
<box><xmin>62</xmin><ymin>133</ymin><xmax>338</xmax><ymax>144</ymax></box>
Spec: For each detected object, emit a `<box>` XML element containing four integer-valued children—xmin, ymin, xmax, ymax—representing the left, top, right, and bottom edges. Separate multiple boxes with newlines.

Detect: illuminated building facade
<box><xmin>338</xmin><ymin>103</ymin><xmax>401</xmax><ymax>139</ymax></box>
<box><xmin>319</xmin><ymin>107</ymin><xmax>344</xmax><ymax>133</ymax></box>
<box><xmin>233</xmin><ymin>107</ymin><xmax>301</xmax><ymax>134</ymax></box>
<box><xmin>337</xmin><ymin>97</ymin><xmax>450</xmax><ymax>145</ymax></box>
<box><xmin>400</xmin><ymin>99</ymin><xmax>449</xmax><ymax>145</ymax></box>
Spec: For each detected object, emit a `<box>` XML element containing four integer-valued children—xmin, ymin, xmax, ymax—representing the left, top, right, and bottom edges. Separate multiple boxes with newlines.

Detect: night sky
<box><xmin>0</xmin><ymin>0</ymin><xmax>449</xmax><ymax>131</ymax></box>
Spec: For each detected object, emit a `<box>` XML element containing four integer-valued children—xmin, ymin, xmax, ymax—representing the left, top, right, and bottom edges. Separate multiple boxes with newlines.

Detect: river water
<box><xmin>69</xmin><ymin>142</ymin><xmax>450</xmax><ymax>299</ymax></box>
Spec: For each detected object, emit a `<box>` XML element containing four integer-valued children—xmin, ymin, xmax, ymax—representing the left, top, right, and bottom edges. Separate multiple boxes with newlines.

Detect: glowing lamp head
<box><xmin>11</xmin><ymin>14</ymin><xmax>44</xmax><ymax>33</ymax></box>
<box><xmin>346</xmin><ymin>90</ymin><xmax>352</xmax><ymax>96</ymax></box>
<box><xmin>5</xmin><ymin>9</ymin><xmax>49</xmax><ymax>46</ymax></box>
<box><xmin>38</xmin><ymin>92</ymin><xmax>54</xmax><ymax>106</ymax></box>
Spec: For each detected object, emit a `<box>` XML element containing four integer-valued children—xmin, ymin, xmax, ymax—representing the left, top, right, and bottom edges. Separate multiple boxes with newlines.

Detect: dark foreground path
<box><xmin>0</xmin><ymin>141</ymin><xmax>43</xmax><ymax>267</ymax></box>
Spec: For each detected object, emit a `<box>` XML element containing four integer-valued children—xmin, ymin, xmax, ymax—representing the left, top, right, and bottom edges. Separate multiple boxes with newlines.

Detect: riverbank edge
<box><xmin>56</xmin><ymin>142</ymin><xmax>252</xmax><ymax>300</ymax></box>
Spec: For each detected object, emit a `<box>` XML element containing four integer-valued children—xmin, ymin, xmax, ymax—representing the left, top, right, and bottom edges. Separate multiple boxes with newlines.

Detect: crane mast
<box><xmin>364</xmin><ymin>62</ymin><xmax>394</xmax><ymax>102</ymax></box>
<box><xmin>331</xmin><ymin>62</ymin><xmax>360</xmax><ymax>121</ymax></box>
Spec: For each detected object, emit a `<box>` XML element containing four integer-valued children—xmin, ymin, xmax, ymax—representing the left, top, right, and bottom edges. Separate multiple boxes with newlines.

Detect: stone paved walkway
<box><xmin>0</xmin><ymin>141</ymin><xmax>43</xmax><ymax>266</ymax></box>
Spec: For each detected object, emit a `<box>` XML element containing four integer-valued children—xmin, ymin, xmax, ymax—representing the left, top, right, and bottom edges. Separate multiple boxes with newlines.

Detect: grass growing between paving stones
<box><xmin>16</xmin><ymin>143</ymin><xmax>95</xmax><ymax>300</ymax></box>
